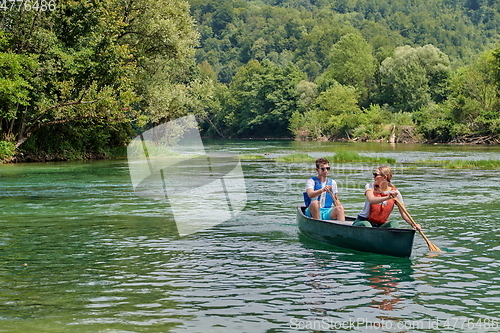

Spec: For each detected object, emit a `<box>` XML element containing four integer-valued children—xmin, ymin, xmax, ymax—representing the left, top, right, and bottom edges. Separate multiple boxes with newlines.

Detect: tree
<box><xmin>414</xmin><ymin>49</ymin><xmax>500</xmax><ymax>142</ymax></box>
<box><xmin>117</xmin><ymin>0</ymin><xmax>215</xmax><ymax>125</ymax></box>
<box><xmin>0</xmin><ymin>0</ymin><xmax>209</xmax><ymax>153</ymax></box>
<box><xmin>378</xmin><ymin>44</ymin><xmax>450</xmax><ymax>112</ymax></box>
<box><xmin>223</xmin><ymin>59</ymin><xmax>305</xmax><ymax>137</ymax></box>
<box><xmin>447</xmin><ymin>51</ymin><xmax>499</xmax><ymax>136</ymax></box>
<box><xmin>316</xmin><ymin>83</ymin><xmax>363</xmax><ymax>138</ymax></box>
<box><xmin>290</xmin><ymin>83</ymin><xmax>362</xmax><ymax>140</ymax></box>
<box><xmin>0</xmin><ymin>1</ymin><xmax>136</xmax><ymax>148</ymax></box>
<box><xmin>325</xmin><ymin>33</ymin><xmax>376</xmax><ymax>104</ymax></box>
<box><xmin>0</xmin><ymin>50</ymin><xmax>37</xmax><ymax>134</ymax></box>
<box><xmin>295</xmin><ymin>80</ymin><xmax>318</xmax><ymax>112</ymax></box>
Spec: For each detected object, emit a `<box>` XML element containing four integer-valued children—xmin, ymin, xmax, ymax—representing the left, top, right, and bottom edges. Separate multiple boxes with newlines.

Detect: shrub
<box><xmin>0</xmin><ymin>141</ymin><xmax>16</xmax><ymax>162</ymax></box>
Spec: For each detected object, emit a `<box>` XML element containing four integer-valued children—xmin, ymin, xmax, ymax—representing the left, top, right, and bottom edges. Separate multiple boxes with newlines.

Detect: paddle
<box><xmin>325</xmin><ymin>188</ymin><xmax>341</xmax><ymax>207</ymax></box>
<box><xmin>393</xmin><ymin>198</ymin><xmax>442</xmax><ymax>252</ymax></box>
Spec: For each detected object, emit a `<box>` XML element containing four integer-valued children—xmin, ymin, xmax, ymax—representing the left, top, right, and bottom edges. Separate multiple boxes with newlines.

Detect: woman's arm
<box><xmin>365</xmin><ymin>190</ymin><xmax>392</xmax><ymax>204</ymax></box>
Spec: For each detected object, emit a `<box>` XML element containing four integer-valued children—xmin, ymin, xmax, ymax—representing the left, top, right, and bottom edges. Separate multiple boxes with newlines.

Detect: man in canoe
<box><xmin>304</xmin><ymin>157</ymin><xmax>345</xmax><ymax>221</ymax></box>
<box><xmin>353</xmin><ymin>166</ymin><xmax>420</xmax><ymax>229</ymax></box>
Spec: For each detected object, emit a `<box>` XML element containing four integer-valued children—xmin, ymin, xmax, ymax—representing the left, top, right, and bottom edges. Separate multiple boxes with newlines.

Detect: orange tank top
<box><xmin>368</xmin><ymin>187</ymin><xmax>396</xmax><ymax>225</ymax></box>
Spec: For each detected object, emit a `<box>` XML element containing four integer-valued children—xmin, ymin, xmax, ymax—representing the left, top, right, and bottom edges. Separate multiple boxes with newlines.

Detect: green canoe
<box><xmin>296</xmin><ymin>205</ymin><xmax>416</xmax><ymax>257</ymax></box>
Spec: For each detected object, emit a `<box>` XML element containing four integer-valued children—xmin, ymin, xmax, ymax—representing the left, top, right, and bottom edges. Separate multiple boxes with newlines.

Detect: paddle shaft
<box><xmin>393</xmin><ymin>198</ymin><xmax>442</xmax><ymax>252</ymax></box>
<box><xmin>326</xmin><ymin>188</ymin><xmax>340</xmax><ymax>207</ymax></box>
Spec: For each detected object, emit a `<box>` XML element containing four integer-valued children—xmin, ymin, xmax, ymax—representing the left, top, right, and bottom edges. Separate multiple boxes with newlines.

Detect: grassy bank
<box><xmin>274</xmin><ymin>151</ymin><xmax>396</xmax><ymax>164</ymax></box>
<box><xmin>416</xmin><ymin>159</ymin><xmax>500</xmax><ymax>169</ymax></box>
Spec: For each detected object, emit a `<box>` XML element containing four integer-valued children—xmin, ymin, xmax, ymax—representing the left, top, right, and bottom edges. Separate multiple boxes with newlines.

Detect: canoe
<box><xmin>296</xmin><ymin>205</ymin><xmax>416</xmax><ymax>257</ymax></box>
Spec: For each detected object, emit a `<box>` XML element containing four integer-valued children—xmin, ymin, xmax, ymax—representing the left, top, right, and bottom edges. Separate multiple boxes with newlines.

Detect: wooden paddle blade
<box><xmin>419</xmin><ymin>230</ymin><xmax>443</xmax><ymax>252</ymax></box>
<box><xmin>394</xmin><ymin>198</ymin><xmax>443</xmax><ymax>252</ymax></box>
<box><xmin>422</xmin><ymin>235</ymin><xmax>442</xmax><ymax>251</ymax></box>
<box><xmin>427</xmin><ymin>241</ymin><xmax>442</xmax><ymax>252</ymax></box>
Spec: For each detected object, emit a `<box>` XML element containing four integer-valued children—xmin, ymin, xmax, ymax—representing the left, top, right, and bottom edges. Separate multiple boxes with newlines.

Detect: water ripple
<box><xmin>0</xmin><ymin>145</ymin><xmax>499</xmax><ymax>332</ymax></box>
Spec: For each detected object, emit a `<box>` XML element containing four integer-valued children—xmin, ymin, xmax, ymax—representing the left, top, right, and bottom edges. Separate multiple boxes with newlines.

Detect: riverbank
<box><xmin>10</xmin><ymin>147</ymin><xmax>128</xmax><ymax>163</ymax></box>
<box><xmin>4</xmin><ymin>134</ymin><xmax>500</xmax><ymax>163</ymax></box>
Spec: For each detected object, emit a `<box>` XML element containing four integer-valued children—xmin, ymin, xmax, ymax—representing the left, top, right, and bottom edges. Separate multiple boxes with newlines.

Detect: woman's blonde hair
<box><xmin>376</xmin><ymin>165</ymin><xmax>393</xmax><ymax>187</ymax></box>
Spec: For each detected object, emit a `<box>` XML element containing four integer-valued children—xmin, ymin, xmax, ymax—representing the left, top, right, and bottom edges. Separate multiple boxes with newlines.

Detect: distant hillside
<box><xmin>189</xmin><ymin>0</ymin><xmax>500</xmax><ymax>82</ymax></box>
<box><xmin>188</xmin><ymin>0</ymin><xmax>500</xmax><ymax>144</ymax></box>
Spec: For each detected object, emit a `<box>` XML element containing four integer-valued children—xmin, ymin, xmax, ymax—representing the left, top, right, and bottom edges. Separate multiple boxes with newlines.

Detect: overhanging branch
<box><xmin>16</xmin><ymin>98</ymin><xmax>107</xmax><ymax>148</ymax></box>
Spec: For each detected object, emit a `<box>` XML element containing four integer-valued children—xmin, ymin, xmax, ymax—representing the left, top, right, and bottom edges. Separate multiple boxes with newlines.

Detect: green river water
<box><xmin>0</xmin><ymin>140</ymin><xmax>499</xmax><ymax>332</ymax></box>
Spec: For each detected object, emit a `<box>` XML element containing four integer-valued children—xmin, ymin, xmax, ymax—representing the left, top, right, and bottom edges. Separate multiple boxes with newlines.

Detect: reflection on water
<box><xmin>0</xmin><ymin>141</ymin><xmax>499</xmax><ymax>332</ymax></box>
<box><xmin>298</xmin><ymin>234</ymin><xmax>416</xmax><ymax>322</ymax></box>
<box><xmin>367</xmin><ymin>264</ymin><xmax>409</xmax><ymax>312</ymax></box>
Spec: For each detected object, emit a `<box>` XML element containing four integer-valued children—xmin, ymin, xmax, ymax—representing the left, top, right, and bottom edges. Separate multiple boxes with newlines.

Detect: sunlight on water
<box><xmin>0</xmin><ymin>141</ymin><xmax>499</xmax><ymax>332</ymax></box>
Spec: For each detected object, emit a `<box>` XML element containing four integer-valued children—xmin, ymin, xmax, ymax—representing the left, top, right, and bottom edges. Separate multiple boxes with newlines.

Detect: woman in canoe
<box><xmin>353</xmin><ymin>166</ymin><xmax>420</xmax><ymax>229</ymax></box>
<box><xmin>304</xmin><ymin>157</ymin><xmax>345</xmax><ymax>221</ymax></box>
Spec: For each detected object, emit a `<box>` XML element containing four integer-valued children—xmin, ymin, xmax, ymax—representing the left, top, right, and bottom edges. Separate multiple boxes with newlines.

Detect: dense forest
<box><xmin>191</xmin><ymin>0</ymin><xmax>500</xmax><ymax>143</ymax></box>
<box><xmin>1</xmin><ymin>0</ymin><xmax>500</xmax><ymax>161</ymax></box>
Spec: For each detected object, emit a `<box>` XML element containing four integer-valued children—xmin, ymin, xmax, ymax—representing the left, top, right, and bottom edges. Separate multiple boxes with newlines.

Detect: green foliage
<box><xmin>290</xmin><ymin>85</ymin><xmax>408</xmax><ymax>141</ymax></box>
<box><xmin>0</xmin><ymin>51</ymin><xmax>37</xmax><ymax>121</ymax></box>
<box><xmin>415</xmin><ymin>158</ymin><xmax>500</xmax><ymax>169</ymax></box>
<box><xmin>413</xmin><ymin>103</ymin><xmax>455</xmax><ymax>142</ymax></box>
<box><xmin>122</xmin><ymin>0</ymin><xmax>215</xmax><ymax>125</ymax></box>
<box><xmin>192</xmin><ymin>0</ymin><xmax>500</xmax><ymax>142</ymax></box>
<box><xmin>191</xmin><ymin>0</ymin><xmax>496</xmax><ymax>84</ymax></box>
<box><xmin>0</xmin><ymin>1</ymin><xmax>137</xmax><ymax>145</ymax></box>
<box><xmin>289</xmin><ymin>109</ymin><xmax>326</xmax><ymax>140</ymax></box>
<box><xmin>0</xmin><ymin>141</ymin><xmax>15</xmax><ymax>162</ymax></box>
<box><xmin>20</xmin><ymin>120</ymin><xmax>134</xmax><ymax>160</ymax></box>
<box><xmin>275</xmin><ymin>153</ymin><xmax>314</xmax><ymax>163</ymax></box>
<box><xmin>221</xmin><ymin>59</ymin><xmax>305</xmax><ymax>137</ymax></box>
<box><xmin>1</xmin><ymin>0</ymin><xmax>499</xmax><ymax>160</ymax></box>
<box><xmin>0</xmin><ymin>0</ymin><xmax>138</xmax><ymax>149</ymax></box>
<box><xmin>315</xmin><ymin>84</ymin><xmax>363</xmax><ymax>139</ymax></box>
<box><xmin>325</xmin><ymin>33</ymin><xmax>376</xmax><ymax>104</ymax></box>
<box><xmin>414</xmin><ymin>50</ymin><xmax>500</xmax><ymax>142</ymax></box>
<box><xmin>238</xmin><ymin>154</ymin><xmax>267</xmax><ymax>160</ymax></box>
<box><xmin>295</xmin><ymin>80</ymin><xmax>318</xmax><ymax>112</ymax></box>
<box><xmin>351</xmin><ymin>104</ymin><xmax>392</xmax><ymax>140</ymax></box>
<box><xmin>0</xmin><ymin>0</ymin><xmax>211</xmax><ymax>160</ymax></box>
<box><xmin>327</xmin><ymin>150</ymin><xmax>396</xmax><ymax>164</ymax></box>
<box><xmin>443</xmin><ymin>159</ymin><xmax>500</xmax><ymax>169</ymax></box>
<box><xmin>378</xmin><ymin>45</ymin><xmax>451</xmax><ymax>112</ymax></box>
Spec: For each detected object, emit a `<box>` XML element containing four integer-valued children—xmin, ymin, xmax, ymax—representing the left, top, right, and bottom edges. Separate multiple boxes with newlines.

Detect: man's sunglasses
<box><xmin>319</xmin><ymin>167</ymin><xmax>331</xmax><ymax>171</ymax></box>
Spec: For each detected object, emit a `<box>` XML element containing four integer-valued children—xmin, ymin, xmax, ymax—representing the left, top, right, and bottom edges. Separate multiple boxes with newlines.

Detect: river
<box><xmin>0</xmin><ymin>140</ymin><xmax>499</xmax><ymax>332</ymax></box>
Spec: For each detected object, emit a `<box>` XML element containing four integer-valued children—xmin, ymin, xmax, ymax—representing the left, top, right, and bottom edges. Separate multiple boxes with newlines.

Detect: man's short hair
<box><xmin>315</xmin><ymin>157</ymin><xmax>329</xmax><ymax>168</ymax></box>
